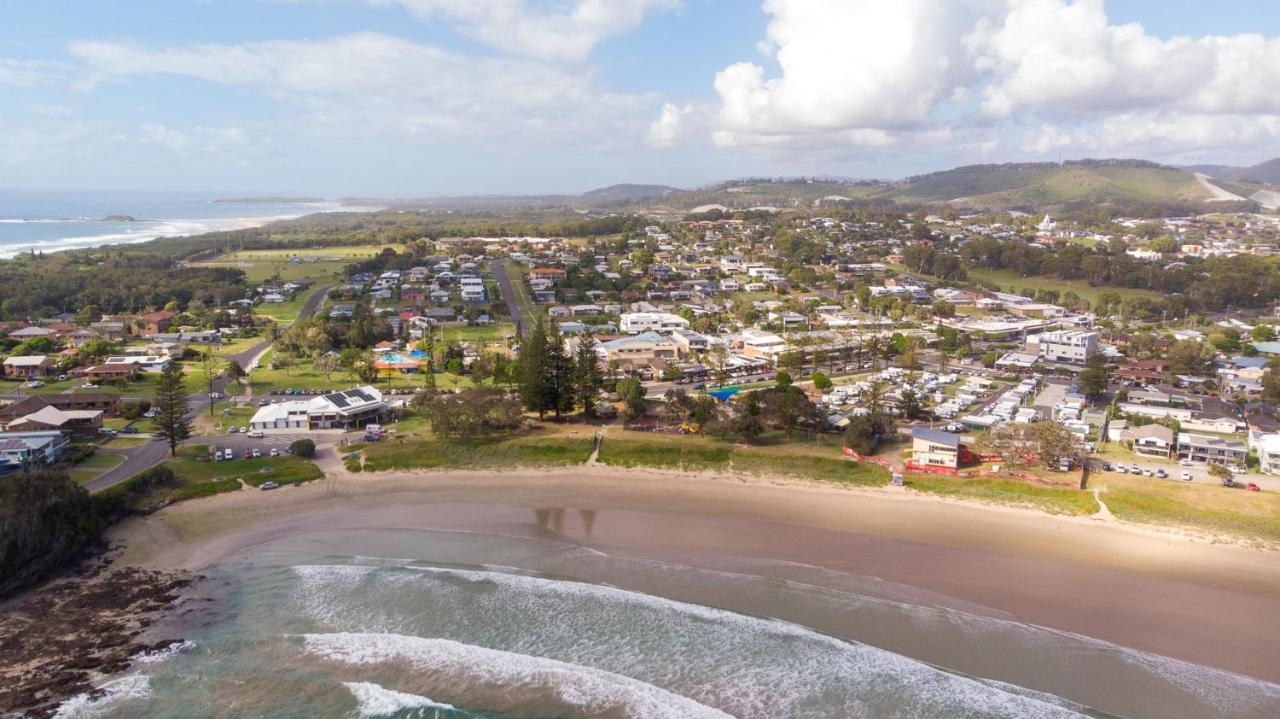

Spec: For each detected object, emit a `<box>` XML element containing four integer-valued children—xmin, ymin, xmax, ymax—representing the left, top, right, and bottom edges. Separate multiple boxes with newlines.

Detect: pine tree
<box><xmin>572</xmin><ymin>335</ymin><xmax>604</xmax><ymax>418</ymax></box>
<box><xmin>153</xmin><ymin>361</ymin><xmax>192</xmax><ymax>457</ymax></box>
<box><xmin>518</xmin><ymin>317</ymin><xmax>550</xmax><ymax>418</ymax></box>
<box><xmin>545</xmin><ymin>328</ymin><xmax>574</xmax><ymax>420</ymax></box>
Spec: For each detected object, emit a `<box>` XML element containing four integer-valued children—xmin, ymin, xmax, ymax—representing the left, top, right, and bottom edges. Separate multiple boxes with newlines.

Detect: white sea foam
<box><xmin>52</xmin><ymin>675</ymin><xmax>151</xmax><ymax>719</ymax></box>
<box><xmin>306</xmin><ymin>633</ymin><xmax>732</xmax><ymax>719</ymax></box>
<box><xmin>343</xmin><ymin>681</ymin><xmax>455</xmax><ymax>717</ymax></box>
<box><xmin>291</xmin><ymin>564</ymin><xmax>1087</xmax><ymax>717</ymax></box>
<box><xmin>130</xmin><ymin>639</ymin><xmax>195</xmax><ymax>665</ymax></box>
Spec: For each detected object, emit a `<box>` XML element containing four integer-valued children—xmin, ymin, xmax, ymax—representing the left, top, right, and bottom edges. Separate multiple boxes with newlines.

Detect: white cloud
<box><xmin>369</xmin><ymin>0</ymin><xmax>678</xmax><ymax>63</ymax></box>
<box><xmin>646</xmin><ymin>102</ymin><xmax>693</xmax><ymax>148</ymax></box>
<box><xmin>138</xmin><ymin>123</ymin><xmax>248</xmax><ymax>153</ymax></box>
<box><xmin>0</xmin><ymin>58</ymin><xmax>57</xmax><ymax>86</ymax></box>
<box><xmin>69</xmin><ymin>32</ymin><xmax>659</xmax><ymax>146</ymax></box>
<box><xmin>710</xmin><ymin>0</ymin><xmax>1280</xmax><ymax>162</ymax></box>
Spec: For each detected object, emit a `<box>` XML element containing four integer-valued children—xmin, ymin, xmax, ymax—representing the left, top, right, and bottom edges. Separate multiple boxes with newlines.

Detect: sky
<box><xmin>4</xmin><ymin>0</ymin><xmax>1280</xmax><ymax>196</ymax></box>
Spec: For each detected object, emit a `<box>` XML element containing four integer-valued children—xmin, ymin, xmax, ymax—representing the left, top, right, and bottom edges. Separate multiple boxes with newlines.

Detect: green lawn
<box><xmin>1098</xmin><ymin>474</ymin><xmax>1280</xmax><ymax>543</ymax></box>
<box><xmin>353</xmin><ymin>432</ymin><xmax>595</xmax><ymax>473</ymax></box>
<box><xmin>905</xmin><ymin>474</ymin><xmax>1099</xmax><ymax>515</ymax></box>
<box><xmin>963</xmin><ymin>267</ymin><xmax>1162</xmax><ymax>306</ymax></box>
<box><xmin>439</xmin><ymin>323</ymin><xmax>515</xmax><ymax>346</ymax></box>
<box><xmin>76</xmin><ymin>452</ymin><xmax>125</xmax><ymax>470</ymax></box>
<box><xmin>247</xmin><ymin>353</ymin><xmax>472</xmax><ymax>394</ymax></box>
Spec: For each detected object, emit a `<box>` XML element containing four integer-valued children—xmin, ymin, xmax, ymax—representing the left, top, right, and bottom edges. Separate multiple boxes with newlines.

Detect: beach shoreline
<box><xmin>107</xmin><ymin>463</ymin><xmax>1280</xmax><ymax>684</ymax></box>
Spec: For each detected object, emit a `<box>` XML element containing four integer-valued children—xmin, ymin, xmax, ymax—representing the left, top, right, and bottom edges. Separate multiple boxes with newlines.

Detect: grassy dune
<box><xmin>1099</xmin><ymin>475</ymin><xmax>1280</xmax><ymax>543</ymax></box>
<box><xmin>905</xmin><ymin>474</ymin><xmax>1099</xmax><ymax>516</ymax></box>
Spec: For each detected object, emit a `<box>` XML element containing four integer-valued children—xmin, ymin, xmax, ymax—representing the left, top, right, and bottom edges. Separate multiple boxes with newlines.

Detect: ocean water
<box><xmin>57</xmin><ymin>521</ymin><xmax>1280</xmax><ymax>719</ymax></box>
<box><xmin>0</xmin><ymin>190</ymin><xmax>353</xmax><ymax>258</ymax></box>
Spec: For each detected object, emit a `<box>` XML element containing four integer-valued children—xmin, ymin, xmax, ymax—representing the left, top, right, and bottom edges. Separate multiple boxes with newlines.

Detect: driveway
<box><xmin>83</xmin><ymin>437</ymin><xmax>171</xmax><ymax>491</ymax></box>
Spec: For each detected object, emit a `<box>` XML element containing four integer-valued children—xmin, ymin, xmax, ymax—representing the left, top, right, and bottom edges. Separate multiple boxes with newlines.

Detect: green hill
<box><xmin>1184</xmin><ymin>158</ymin><xmax>1280</xmax><ymax>185</ymax></box>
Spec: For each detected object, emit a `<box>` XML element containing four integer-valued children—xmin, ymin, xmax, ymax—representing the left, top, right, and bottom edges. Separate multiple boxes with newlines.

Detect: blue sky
<box><xmin>4</xmin><ymin>0</ymin><xmax>1280</xmax><ymax>196</ymax></box>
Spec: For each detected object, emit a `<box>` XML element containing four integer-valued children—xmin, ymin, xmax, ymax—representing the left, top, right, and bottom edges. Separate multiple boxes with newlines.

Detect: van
<box><xmin>247</xmin><ymin>430</ymin><xmax>264</xmax><ymax>438</ymax></box>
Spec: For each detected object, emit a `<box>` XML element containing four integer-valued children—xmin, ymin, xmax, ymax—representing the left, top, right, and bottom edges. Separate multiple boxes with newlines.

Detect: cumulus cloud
<box><xmin>69</xmin><ymin>32</ymin><xmax>659</xmax><ymax>145</ymax></box>
<box><xmin>710</xmin><ymin>0</ymin><xmax>1280</xmax><ymax>160</ymax></box>
<box><xmin>369</xmin><ymin>0</ymin><xmax>678</xmax><ymax>63</ymax></box>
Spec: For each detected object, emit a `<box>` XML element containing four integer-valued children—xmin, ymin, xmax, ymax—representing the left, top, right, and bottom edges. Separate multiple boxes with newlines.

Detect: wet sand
<box><xmin>110</xmin><ymin>466</ymin><xmax>1280</xmax><ymax>683</ymax></box>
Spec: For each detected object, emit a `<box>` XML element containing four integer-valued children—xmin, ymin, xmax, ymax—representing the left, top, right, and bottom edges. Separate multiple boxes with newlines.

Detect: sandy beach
<box><xmin>108</xmin><ymin>462</ymin><xmax>1280</xmax><ymax>685</ymax></box>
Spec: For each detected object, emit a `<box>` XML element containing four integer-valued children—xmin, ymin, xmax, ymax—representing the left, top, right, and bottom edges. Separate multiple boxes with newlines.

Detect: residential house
<box><xmin>1177</xmin><ymin>432</ymin><xmax>1248</xmax><ymax>466</ymax></box>
<box><xmin>81</xmin><ymin>363</ymin><xmax>139</xmax><ymax>382</ymax></box>
<box><xmin>619</xmin><ymin>312</ymin><xmax>690</xmax><ymax>334</ymax></box>
<box><xmin>529</xmin><ymin>268</ymin><xmax>567</xmax><ymax>284</ymax></box>
<box><xmin>0</xmin><ymin>431</ymin><xmax>68</xmax><ymax>467</ymax></box>
<box><xmin>5</xmin><ymin>405</ymin><xmax>102</xmax><ymax>437</ymax></box>
<box><xmin>134</xmin><ymin>311</ymin><xmax>175</xmax><ymax>336</ymax></box>
<box><xmin>598</xmin><ymin>332</ymin><xmax>680</xmax><ymax>365</ymax></box>
<box><xmin>911</xmin><ymin>427</ymin><xmax>960</xmax><ymax>469</ymax></box>
<box><xmin>0</xmin><ymin>393</ymin><xmax>121</xmax><ymax>420</ymax></box>
<box><xmin>2</xmin><ymin>355</ymin><xmax>53</xmax><ymax>379</ymax></box>
<box><xmin>1119</xmin><ymin>424</ymin><xmax>1175</xmax><ymax>458</ymax></box>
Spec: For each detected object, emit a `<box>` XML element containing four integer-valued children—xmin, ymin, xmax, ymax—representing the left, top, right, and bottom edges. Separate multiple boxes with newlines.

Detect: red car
<box><xmin>243</xmin><ymin>449</ymin><xmax>253</xmax><ymax>460</ymax></box>
<box><xmin>1248</xmin><ymin>482</ymin><xmax>1261</xmax><ymax>492</ymax></box>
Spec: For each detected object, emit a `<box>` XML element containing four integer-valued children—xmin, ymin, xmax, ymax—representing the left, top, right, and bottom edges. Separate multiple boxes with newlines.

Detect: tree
<box><xmin>616</xmin><ymin>377</ymin><xmax>647</xmax><ymax>423</ymax></box>
<box><xmin>811</xmin><ymin>371</ymin><xmax>832</xmax><ymax>391</ymax></box>
<box><xmin>289</xmin><ymin>438</ymin><xmax>316</xmax><ymax>458</ymax></box>
<box><xmin>517</xmin><ymin>317</ymin><xmax>551</xmax><ymax>418</ymax></box>
<box><xmin>572</xmin><ymin>336</ymin><xmax>604</xmax><ymax>417</ymax></box>
<box><xmin>545</xmin><ymin>327</ymin><xmax>575</xmax><ymax>419</ymax></box>
<box><xmin>420</xmin><ymin>387</ymin><xmax>523</xmax><ymax>438</ymax></box>
<box><xmin>200</xmin><ymin>351</ymin><xmax>219</xmax><ymax>417</ymax></box>
<box><xmin>843</xmin><ymin>414</ymin><xmax>879</xmax><ymax>454</ymax></box>
<box><xmin>732</xmin><ymin>391</ymin><xmax>765</xmax><ymax>443</ymax></box>
<box><xmin>1207</xmin><ymin>462</ymin><xmax>1233</xmax><ymax>484</ymax></box>
<box><xmin>1079</xmin><ymin>353</ymin><xmax>1109</xmax><ymax>400</ymax></box>
<box><xmin>1167</xmin><ymin>339</ymin><xmax>1216</xmax><ymax>375</ymax></box>
<box><xmin>774</xmin><ymin>371</ymin><xmax>793</xmax><ymax>389</ymax></box>
<box><xmin>225</xmin><ymin>359</ymin><xmax>246</xmax><ymax>384</ymax></box>
<box><xmin>897</xmin><ymin>386</ymin><xmax>924</xmax><ymax>420</ymax></box>
<box><xmin>153</xmin><ymin>361</ymin><xmax>191</xmax><ymax>457</ymax></box>
<box><xmin>313</xmin><ymin>353</ymin><xmax>342</xmax><ymax>382</ymax></box>
<box><xmin>341</xmin><ymin>348</ymin><xmax>378</xmax><ymax>384</ymax></box>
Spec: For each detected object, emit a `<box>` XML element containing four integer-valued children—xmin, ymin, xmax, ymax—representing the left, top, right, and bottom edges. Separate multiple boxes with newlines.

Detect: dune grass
<box><xmin>1099</xmin><ymin>475</ymin><xmax>1280</xmax><ymax>542</ymax></box>
<box><xmin>905</xmin><ymin>474</ymin><xmax>1100</xmax><ymax>516</ymax></box>
<box><xmin>156</xmin><ymin>444</ymin><xmax>324</xmax><ymax>499</ymax></box>
<box><xmin>355</xmin><ymin>433</ymin><xmax>596</xmax><ymax>473</ymax></box>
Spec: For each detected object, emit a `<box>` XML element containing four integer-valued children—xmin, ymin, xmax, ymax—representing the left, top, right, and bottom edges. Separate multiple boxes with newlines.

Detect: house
<box><xmin>529</xmin><ymin>268</ymin><xmax>567</xmax><ymax>284</ymax></box>
<box><xmin>82</xmin><ymin>363</ymin><xmax>139</xmax><ymax>382</ymax></box>
<box><xmin>619</xmin><ymin>312</ymin><xmax>690</xmax><ymax>334</ymax></box>
<box><xmin>598</xmin><ymin>332</ymin><xmax>680</xmax><ymax>365</ymax></box>
<box><xmin>134</xmin><ymin>311</ymin><xmax>175</xmax><ymax>336</ymax></box>
<box><xmin>7</xmin><ymin>326</ymin><xmax>57</xmax><ymax>341</ymax></box>
<box><xmin>911</xmin><ymin>427</ymin><xmax>960</xmax><ymax>469</ymax></box>
<box><xmin>102</xmin><ymin>355</ymin><xmax>170</xmax><ymax>373</ymax></box>
<box><xmin>0</xmin><ymin>393</ymin><xmax>121</xmax><ymax>420</ymax></box>
<box><xmin>737</xmin><ymin>328</ymin><xmax>788</xmax><ymax>364</ymax></box>
<box><xmin>400</xmin><ymin>286</ymin><xmax>427</xmax><ymax>305</ymax></box>
<box><xmin>89</xmin><ymin>320</ymin><xmax>128</xmax><ymax>340</ymax></box>
<box><xmin>2</xmin><ymin>355</ymin><xmax>54</xmax><ymax>379</ymax></box>
<box><xmin>66</xmin><ymin>328</ymin><xmax>102</xmax><ymax>348</ymax></box>
<box><xmin>1251</xmin><ymin>433</ymin><xmax>1280</xmax><ymax>475</ymax></box>
<box><xmin>5</xmin><ymin>405</ymin><xmax>103</xmax><ymax>437</ymax></box>
<box><xmin>1177</xmin><ymin>432</ymin><xmax>1248</xmax><ymax>466</ymax></box>
<box><xmin>1025</xmin><ymin>330</ymin><xmax>1098</xmax><ymax>364</ymax></box>
<box><xmin>0</xmin><ymin>431</ymin><xmax>68</xmax><ymax>466</ymax></box>
<box><xmin>1119</xmin><ymin>424</ymin><xmax>1175</xmax><ymax>458</ymax></box>
<box><xmin>249</xmin><ymin>386</ymin><xmax>387</xmax><ymax>430</ymax></box>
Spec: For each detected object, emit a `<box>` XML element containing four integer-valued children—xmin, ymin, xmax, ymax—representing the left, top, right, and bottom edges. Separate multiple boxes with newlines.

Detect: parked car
<box><xmin>260</xmin><ymin>481</ymin><xmax>280</xmax><ymax>490</ymax></box>
<box><xmin>1248</xmin><ymin>482</ymin><xmax>1261</xmax><ymax>492</ymax></box>
<box><xmin>122</xmin><ymin>427</ymin><xmax>139</xmax><ymax>434</ymax></box>
<box><xmin>247</xmin><ymin>430</ymin><xmax>264</xmax><ymax>438</ymax></box>
<box><xmin>243</xmin><ymin>449</ymin><xmax>252</xmax><ymax>460</ymax></box>
<box><xmin>1180</xmin><ymin>471</ymin><xmax>1192</xmax><ymax>481</ymax></box>
<box><xmin>252</xmin><ymin>449</ymin><xmax>262</xmax><ymax>458</ymax></box>
<box><xmin>57</xmin><ymin>374</ymin><xmax>68</xmax><ymax>381</ymax></box>
<box><xmin>1155</xmin><ymin>469</ymin><xmax>1167</xmax><ymax>479</ymax></box>
<box><xmin>223</xmin><ymin>449</ymin><xmax>234</xmax><ymax>460</ymax></box>
<box><xmin>270</xmin><ymin>448</ymin><xmax>280</xmax><ymax>457</ymax></box>
<box><xmin>1115</xmin><ymin>465</ymin><xmax>1128</xmax><ymax>474</ymax></box>
<box><xmin>83</xmin><ymin>383</ymin><xmax>98</xmax><ymax>388</ymax></box>
<box><xmin>228</xmin><ymin>426</ymin><xmax>239</xmax><ymax>433</ymax></box>
<box><xmin>26</xmin><ymin>381</ymin><xmax>44</xmax><ymax>388</ymax></box>
<box><xmin>1142</xmin><ymin>468</ymin><xmax>1154</xmax><ymax>477</ymax></box>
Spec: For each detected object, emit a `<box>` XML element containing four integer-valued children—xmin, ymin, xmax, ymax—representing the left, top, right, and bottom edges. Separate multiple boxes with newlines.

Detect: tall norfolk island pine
<box><xmin>153</xmin><ymin>360</ymin><xmax>192</xmax><ymax>456</ymax></box>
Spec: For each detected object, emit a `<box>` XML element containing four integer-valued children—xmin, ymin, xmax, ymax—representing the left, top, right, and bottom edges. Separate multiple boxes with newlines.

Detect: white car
<box><xmin>1115</xmin><ymin>465</ymin><xmax>1128</xmax><ymax>474</ymax></box>
<box><xmin>83</xmin><ymin>383</ymin><xmax>98</xmax><ymax>388</ymax></box>
<box><xmin>1180</xmin><ymin>471</ymin><xmax>1192</xmax><ymax>481</ymax></box>
<box><xmin>270</xmin><ymin>448</ymin><xmax>280</xmax><ymax>457</ymax></box>
<box><xmin>247</xmin><ymin>430</ymin><xmax>264</xmax><ymax>439</ymax></box>
<box><xmin>26</xmin><ymin>381</ymin><xmax>44</xmax><ymax>388</ymax></box>
<box><xmin>223</xmin><ymin>449</ymin><xmax>235</xmax><ymax>460</ymax></box>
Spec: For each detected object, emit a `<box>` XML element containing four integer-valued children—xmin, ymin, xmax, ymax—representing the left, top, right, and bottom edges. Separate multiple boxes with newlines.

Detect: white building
<box><xmin>618</xmin><ymin>311</ymin><xmax>690</xmax><ymax>334</ymax></box>
<box><xmin>249</xmin><ymin>386</ymin><xmax>387</xmax><ymax>431</ymax></box>
<box><xmin>1026</xmin><ymin>330</ymin><xmax>1099</xmax><ymax>365</ymax></box>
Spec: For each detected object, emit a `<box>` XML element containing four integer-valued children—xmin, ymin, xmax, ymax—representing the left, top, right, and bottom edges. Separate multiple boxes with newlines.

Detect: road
<box><xmin>490</xmin><ymin>260</ymin><xmax>526</xmax><ymax>336</ymax></box>
<box><xmin>83</xmin><ymin>283</ymin><xmax>335</xmax><ymax>492</ymax></box>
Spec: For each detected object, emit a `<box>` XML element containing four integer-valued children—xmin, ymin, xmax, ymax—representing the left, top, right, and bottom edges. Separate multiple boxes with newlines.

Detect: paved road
<box><xmin>84</xmin><ymin>438</ymin><xmax>171</xmax><ymax>491</ymax></box>
<box><xmin>490</xmin><ymin>260</ymin><xmax>526</xmax><ymax>336</ymax></box>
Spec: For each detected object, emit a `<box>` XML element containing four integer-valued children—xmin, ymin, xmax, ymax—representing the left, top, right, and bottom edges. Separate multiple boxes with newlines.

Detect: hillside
<box><xmin>1184</xmin><ymin>158</ymin><xmax>1280</xmax><ymax>185</ymax></box>
<box><xmin>581</xmin><ymin>183</ymin><xmax>680</xmax><ymax>203</ymax></box>
<box><xmin>885</xmin><ymin>159</ymin><xmax>1211</xmax><ymax>210</ymax></box>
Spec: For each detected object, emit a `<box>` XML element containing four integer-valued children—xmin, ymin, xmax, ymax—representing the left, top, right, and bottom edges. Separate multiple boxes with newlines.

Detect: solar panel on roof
<box><xmin>327</xmin><ymin>394</ymin><xmax>349</xmax><ymax>408</ymax></box>
<box><xmin>348</xmin><ymin>389</ymin><xmax>372</xmax><ymax>402</ymax></box>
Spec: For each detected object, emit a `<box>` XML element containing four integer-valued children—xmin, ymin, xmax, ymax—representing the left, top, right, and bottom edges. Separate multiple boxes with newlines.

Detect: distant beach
<box><xmin>0</xmin><ymin>191</ymin><xmax>378</xmax><ymax>258</ymax></box>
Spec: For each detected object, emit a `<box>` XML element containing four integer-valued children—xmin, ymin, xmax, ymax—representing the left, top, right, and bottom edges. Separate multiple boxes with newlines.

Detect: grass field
<box><xmin>963</xmin><ymin>267</ymin><xmax>1163</xmax><ymax>305</ymax></box>
<box><xmin>193</xmin><ymin>244</ymin><xmax>403</xmax><ymax>285</ymax></box>
<box><xmin>596</xmin><ymin>432</ymin><xmax>889</xmax><ymax>486</ymax></box>
<box><xmin>905</xmin><ymin>474</ymin><xmax>1100</xmax><ymax>515</ymax></box>
<box><xmin>1098</xmin><ymin>474</ymin><xmax>1280</xmax><ymax>543</ymax></box>
<box><xmin>353</xmin><ymin>431</ymin><xmax>596</xmax><ymax>473</ymax></box>
<box><xmin>439</xmin><ymin>323</ymin><xmax>515</xmax><ymax>346</ymax></box>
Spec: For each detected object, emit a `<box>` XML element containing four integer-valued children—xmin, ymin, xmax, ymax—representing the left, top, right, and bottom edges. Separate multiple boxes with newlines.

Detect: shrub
<box><xmin>290</xmin><ymin>438</ymin><xmax>317</xmax><ymax>458</ymax></box>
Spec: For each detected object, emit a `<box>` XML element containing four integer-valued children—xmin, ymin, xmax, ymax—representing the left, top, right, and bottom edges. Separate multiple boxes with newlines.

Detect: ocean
<box><xmin>0</xmin><ymin>190</ymin><xmax>354</xmax><ymax>258</ymax></box>
<box><xmin>56</xmin><ymin>511</ymin><xmax>1280</xmax><ymax>719</ymax></box>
